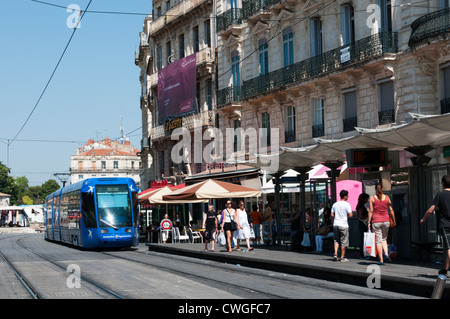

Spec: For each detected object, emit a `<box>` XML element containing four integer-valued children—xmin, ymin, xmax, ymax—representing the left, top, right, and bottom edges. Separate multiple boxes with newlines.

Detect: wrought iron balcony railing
<box><xmin>378</xmin><ymin>109</ymin><xmax>395</xmax><ymax>125</ymax></box>
<box><xmin>409</xmin><ymin>7</ymin><xmax>450</xmax><ymax>47</ymax></box>
<box><xmin>242</xmin><ymin>31</ymin><xmax>398</xmax><ymax>100</ymax></box>
<box><xmin>343</xmin><ymin>116</ymin><xmax>357</xmax><ymax>132</ymax></box>
<box><xmin>216</xmin><ymin>8</ymin><xmax>243</xmax><ymax>33</ymax></box>
<box><xmin>242</xmin><ymin>0</ymin><xmax>281</xmax><ymax>20</ymax></box>
<box><xmin>217</xmin><ymin>86</ymin><xmax>242</xmax><ymax>107</ymax></box>
<box><xmin>312</xmin><ymin>124</ymin><xmax>324</xmax><ymax>138</ymax></box>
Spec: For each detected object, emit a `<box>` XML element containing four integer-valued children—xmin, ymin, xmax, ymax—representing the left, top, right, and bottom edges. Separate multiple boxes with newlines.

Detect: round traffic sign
<box><xmin>160</xmin><ymin>219</ymin><xmax>172</xmax><ymax>230</ymax></box>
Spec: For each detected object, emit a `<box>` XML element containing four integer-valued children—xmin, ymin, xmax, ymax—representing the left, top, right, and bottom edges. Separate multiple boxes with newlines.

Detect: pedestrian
<box><xmin>250</xmin><ymin>204</ymin><xmax>262</xmax><ymax>245</ymax></box>
<box><xmin>356</xmin><ymin>193</ymin><xmax>370</xmax><ymax>259</ymax></box>
<box><xmin>421</xmin><ymin>175</ymin><xmax>450</xmax><ymax>276</ymax></box>
<box><xmin>221</xmin><ymin>200</ymin><xmax>241</xmax><ymax>252</ymax></box>
<box><xmin>234</xmin><ymin>201</ymin><xmax>253</xmax><ymax>251</ymax></box>
<box><xmin>202</xmin><ymin>204</ymin><xmax>217</xmax><ymax>252</ymax></box>
<box><xmin>368</xmin><ymin>182</ymin><xmax>396</xmax><ymax>265</ymax></box>
<box><xmin>262</xmin><ymin>201</ymin><xmax>273</xmax><ymax>245</ymax></box>
<box><xmin>331</xmin><ymin>190</ymin><xmax>353</xmax><ymax>262</ymax></box>
<box><xmin>314</xmin><ymin>207</ymin><xmax>334</xmax><ymax>253</ymax></box>
<box><xmin>290</xmin><ymin>204</ymin><xmax>301</xmax><ymax>251</ymax></box>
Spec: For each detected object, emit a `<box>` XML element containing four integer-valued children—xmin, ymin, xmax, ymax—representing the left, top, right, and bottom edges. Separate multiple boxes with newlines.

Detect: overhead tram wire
<box><xmin>10</xmin><ymin>0</ymin><xmax>94</xmax><ymax>147</ymax></box>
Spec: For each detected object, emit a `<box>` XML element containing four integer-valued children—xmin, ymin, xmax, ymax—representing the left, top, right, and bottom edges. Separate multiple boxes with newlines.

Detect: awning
<box><xmin>242</xmin><ymin>112</ymin><xmax>450</xmax><ymax>174</ymax></box>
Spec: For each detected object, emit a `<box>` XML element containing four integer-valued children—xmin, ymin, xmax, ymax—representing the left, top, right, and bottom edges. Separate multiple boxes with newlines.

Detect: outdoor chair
<box><xmin>188</xmin><ymin>228</ymin><xmax>203</xmax><ymax>243</ymax></box>
<box><xmin>174</xmin><ymin>227</ymin><xmax>190</xmax><ymax>243</ymax></box>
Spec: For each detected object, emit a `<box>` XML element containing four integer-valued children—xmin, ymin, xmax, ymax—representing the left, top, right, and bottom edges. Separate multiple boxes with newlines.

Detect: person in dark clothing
<box><xmin>357</xmin><ymin>193</ymin><xmax>370</xmax><ymax>259</ymax></box>
<box><xmin>421</xmin><ymin>175</ymin><xmax>450</xmax><ymax>276</ymax></box>
<box><xmin>202</xmin><ymin>204</ymin><xmax>218</xmax><ymax>252</ymax></box>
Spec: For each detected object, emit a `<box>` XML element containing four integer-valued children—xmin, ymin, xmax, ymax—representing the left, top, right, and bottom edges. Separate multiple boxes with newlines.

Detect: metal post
<box><xmin>431</xmin><ymin>274</ymin><xmax>447</xmax><ymax>299</ymax></box>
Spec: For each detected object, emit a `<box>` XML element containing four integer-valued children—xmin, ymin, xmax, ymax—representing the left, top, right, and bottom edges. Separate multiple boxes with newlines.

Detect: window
<box><xmin>231</xmin><ymin>50</ymin><xmax>240</xmax><ymax>99</ymax></box>
<box><xmin>440</xmin><ymin>65</ymin><xmax>450</xmax><ymax>113</ymax></box>
<box><xmin>157</xmin><ymin>46</ymin><xmax>162</xmax><ymax>70</ymax></box>
<box><xmin>259</xmin><ymin>39</ymin><xmax>269</xmax><ymax>75</ymax></box>
<box><xmin>157</xmin><ymin>6</ymin><xmax>162</xmax><ymax>18</ymax></box>
<box><xmin>193</xmin><ymin>26</ymin><xmax>199</xmax><ymax>53</ymax></box>
<box><xmin>283</xmin><ymin>28</ymin><xmax>294</xmax><ymax>67</ymax></box>
<box><xmin>179</xmin><ymin>34</ymin><xmax>185</xmax><ymax>59</ymax></box>
<box><xmin>379</xmin><ymin>80</ymin><xmax>395</xmax><ymax>124</ymax></box>
<box><xmin>379</xmin><ymin>0</ymin><xmax>392</xmax><ymax>32</ymax></box>
<box><xmin>166</xmin><ymin>41</ymin><xmax>172</xmax><ymax>64</ymax></box>
<box><xmin>166</xmin><ymin>0</ymin><xmax>171</xmax><ymax>11</ymax></box>
<box><xmin>312</xmin><ymin>98</ymin><xmax>324</xmax><ymax>137</ymax></box>
<box><xmin>262</xmin><ymin>112</ymin><xmax>271</xmax><ymax>146</ymax></box>
<box><xmin>341</xmin><ymin>4</ymin><xmax>355</xmax><ymax>45</ymax></box>
<box><xmin>113</xmin><ymin>161</ymin><xmax>119</xmax><ymax>169</ymax></box>
<box><xmin>234</xmin><ymin>119</ymin><xmax>241</xmax><ymax>152</ymax></box>
<box><xmin>441</xmin><ymin>0</ymin><xmax>449</xmax><ymax>8</ymax></box>
<box><xmin>285</xmin><ymin>106</ymin><xmax>296</xmax><ymax>142</ymax></box>
<box><xmin>311</xmin><ymin>18</ymin><xmax>322</xmax><ymax>56</ymax></box>
<box><xmin>101</xmin><ymin>161</ymin><xmax>106</xmax><ymax>170</ymax></box>
<box><xmin>204</xmin><ymin>20</ymin><xmax>211</xmax><ymax>48</ymax></box>
<box><xmin>206</xmin><ymin>79</ymin><xmax>213</xmax><ymax>111</ymax></box>
<box><xmin>343</xmin><ymin>90</ymin><xmax>357</xmax><ymax>132</ymax></box>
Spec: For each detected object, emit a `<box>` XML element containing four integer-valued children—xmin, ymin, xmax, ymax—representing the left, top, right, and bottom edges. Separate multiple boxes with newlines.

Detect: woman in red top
<box><xmin>368</xmin><ymin>183</ymin><xmax>396</xmax><ymax>265</ymax></box>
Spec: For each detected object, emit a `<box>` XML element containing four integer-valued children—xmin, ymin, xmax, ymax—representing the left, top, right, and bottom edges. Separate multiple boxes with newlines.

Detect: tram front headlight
<box><xmin>125</xmin><ymin>228</ymin><xmax>132</xmax><ymax>233</ymax></box>
<box><xmin>101</xmin><ymin>229</ymin><xmax>108</xmax><ymax>234</ymax></box>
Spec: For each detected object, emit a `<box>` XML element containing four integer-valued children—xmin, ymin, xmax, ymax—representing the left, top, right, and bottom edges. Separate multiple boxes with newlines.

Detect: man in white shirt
<box><xmin>331</xmin><ymin>190</ymin><xmax>353</xmax><ymax>262</ymax></box>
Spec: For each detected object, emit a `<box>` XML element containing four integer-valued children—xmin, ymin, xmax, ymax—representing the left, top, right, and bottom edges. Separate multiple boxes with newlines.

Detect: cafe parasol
<box><xmin>162</xmin><ymin>179</ymin><xmax>261</xmax><ymax>202</ymax></box>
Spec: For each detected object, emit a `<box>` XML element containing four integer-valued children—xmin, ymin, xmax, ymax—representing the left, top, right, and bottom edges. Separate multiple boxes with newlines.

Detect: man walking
<box><xmin>331</xmin><ymin>190</ymin><xmax>353</xmax><ymax>262</ymax></box>
<box><xmin>421</xmin><ymin>175</ymin><xmax>450</xmax><ymax>276</ymax></box>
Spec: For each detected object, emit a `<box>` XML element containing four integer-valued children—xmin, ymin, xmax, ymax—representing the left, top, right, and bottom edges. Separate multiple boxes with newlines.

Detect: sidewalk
<box><xmin>146</xmin><ymin>241</ymin><xmax>450</xmax><ymax>299</ymax></box>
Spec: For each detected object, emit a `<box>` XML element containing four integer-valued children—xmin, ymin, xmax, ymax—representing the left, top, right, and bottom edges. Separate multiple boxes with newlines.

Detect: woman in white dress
<box><xmin>234</xmin><ymin>201</ymin><xmax>253</xmax><ymax>251</ymax></box>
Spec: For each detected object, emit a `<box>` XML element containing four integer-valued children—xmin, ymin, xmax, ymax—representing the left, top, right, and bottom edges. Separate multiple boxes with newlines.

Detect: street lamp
<box><xmin>54</xmin><ymin>173</ymin><xmax>70</xmax><ymax>187</ymax></box>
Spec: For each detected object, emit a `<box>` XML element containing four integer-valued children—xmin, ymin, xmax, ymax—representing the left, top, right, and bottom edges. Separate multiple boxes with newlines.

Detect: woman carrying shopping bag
<box><xmin>368</xmin><ymin>183</ymin><xmax>396</xmax><ymax>265</ymax></box>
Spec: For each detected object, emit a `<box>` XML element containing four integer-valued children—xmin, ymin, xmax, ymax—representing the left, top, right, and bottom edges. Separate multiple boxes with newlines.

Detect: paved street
<box><xmin>0</xmin><ymin>232</ymin><xmax>424</xmax><ymax>300</ymax></box>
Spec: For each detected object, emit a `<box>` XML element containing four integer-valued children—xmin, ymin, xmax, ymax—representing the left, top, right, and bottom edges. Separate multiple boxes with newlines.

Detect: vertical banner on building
<box><xmin>158</xmin><ymin>53</ymin><xmax>197</xmax><ymax>124</ymax></box>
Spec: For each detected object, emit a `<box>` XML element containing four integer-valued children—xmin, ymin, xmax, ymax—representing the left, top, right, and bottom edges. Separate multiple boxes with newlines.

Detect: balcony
<box><xmin>242</xmin><ymin>31</ymin><xmax>398</xmax><ymax>100</ymax></box>
<box><xmin>409</xmin><ymin>7</ymin><xmax>450</xmax><ymax>48</ymax></box>
<box><xmin>312</xmin><ymin>124</ymin><xmax>324</xmax><ymax>138</ymax></box>
<box><xmin>216</xmin><ymin>8</ymin><xmax>243</xmax><ymax>33</ymax></box>
<box><xmin>242</xmin><ymin>0</ymin><xmax>281</xmax><ymax>20</ymax></box>
<box><xmin>378</xmin><ymin>109</ymin><xmax>395</xmax><ymax>125</ymax></box>
<box><xmin>343</xmin><ymin>116</ymin><xmax>357</xmax><ymax>133</ymax></box>
<box><xmin>217</xmin><ymin>86</ymin><xmax>242</xmax><ymax>107</ymax></box>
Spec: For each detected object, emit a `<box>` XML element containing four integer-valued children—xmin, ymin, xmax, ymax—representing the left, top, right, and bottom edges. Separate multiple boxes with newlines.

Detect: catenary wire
<box><xmin>10</xmin><ymin>0</ymin><xmax>94</xmax><ymax>146</ymax></box>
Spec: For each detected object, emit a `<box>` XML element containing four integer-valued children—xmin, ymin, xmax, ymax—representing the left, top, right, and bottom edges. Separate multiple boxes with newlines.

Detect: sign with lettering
<box><xmin>346</xmin><ymin>148</ymin><xmax>388</xmax><ymax>167</ymax></box>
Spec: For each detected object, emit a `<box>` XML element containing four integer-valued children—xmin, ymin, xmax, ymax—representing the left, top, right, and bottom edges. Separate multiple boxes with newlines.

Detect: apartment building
<box><xmin>70</xmin><ymin>138</ymin><xmax>141</xmax><ymax>187</ymax></box>
<box><xmin>136</xmin><ymin>0</ymin><xmax>216</xmax><ymax>189</ymax></box>
<box><xmin>215</xmin><ymin>0</ymin><xmax>449</xmax><ymax>163</ymax></box>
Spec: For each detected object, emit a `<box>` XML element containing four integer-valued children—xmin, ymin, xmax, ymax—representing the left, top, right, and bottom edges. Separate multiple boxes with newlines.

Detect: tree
<box><xmin>0</xmin><ymin>161</ymin><xmax>17</xmax><ymax>204</ymax></box>
<box><xmin>41</xmin><ymin>179</ymin><xmax>60</xmax><ymax>200</ymax></box>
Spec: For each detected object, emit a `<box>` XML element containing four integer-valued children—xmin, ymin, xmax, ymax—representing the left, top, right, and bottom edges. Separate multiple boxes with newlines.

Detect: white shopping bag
<box><xmin>363</xmin><ymin>231</ymin><xmax>377</xmax><ymax>257</ymax></box>
<box><xmin>218</xmin><ymin>231</ymin><xmax>226</xmax><ymax>246</ymax></box>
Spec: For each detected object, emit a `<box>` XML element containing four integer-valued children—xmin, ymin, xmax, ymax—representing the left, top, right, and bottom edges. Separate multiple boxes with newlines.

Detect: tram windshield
<box><xmin>96</xmin><ymin>184</ymin><xmax>133</xmax><ymax>228</ymax></box>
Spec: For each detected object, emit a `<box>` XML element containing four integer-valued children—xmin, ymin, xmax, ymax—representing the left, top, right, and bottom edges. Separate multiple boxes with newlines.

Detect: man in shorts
<box><xmin>331</xmin><ymin>190</ymin><xmax>353</xmax><ymax>262</ymax></box>
<box><xmin>421</xmin><ymin>175</ymin><xmax>450</xmax><ymax>276</ymax></box>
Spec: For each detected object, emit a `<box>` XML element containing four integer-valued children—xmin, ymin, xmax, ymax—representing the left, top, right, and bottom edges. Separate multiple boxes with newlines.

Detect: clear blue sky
<box><xmin>0</xmin><ymin>1</ymin><xmax>151</xmax><ymax>186</ymax></box>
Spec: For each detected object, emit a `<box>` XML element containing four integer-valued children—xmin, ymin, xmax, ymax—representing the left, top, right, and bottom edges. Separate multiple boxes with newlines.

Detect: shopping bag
<box><xmin>301</xmin><ymin>232</ymin><xmax>311</xmax><ymax>247</ymax></box>
<box><xmin>363</xmin><ymin>231</ymin><xmax>377</xmax><ymax>257</ymax></box>
<box><xmin>218</xmin><ymin>231</ymin><xmax>226</xmax><ymax>246</ymax></box>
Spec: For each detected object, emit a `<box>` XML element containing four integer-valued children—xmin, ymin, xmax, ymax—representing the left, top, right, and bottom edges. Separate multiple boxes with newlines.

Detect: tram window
<box><xmin>96</xmin><ymin>184</ymin><xmax>133</xmax><ymax>228</ymax></box>
<box><xmin>132</xmin><ymin>192</ymin><xmax>139</xmax><ymax>227</ymax></box>
<box><xmin>82</xmin><ymin>192</ymin><xmax>97</xmax><ymax>228</ymax></box>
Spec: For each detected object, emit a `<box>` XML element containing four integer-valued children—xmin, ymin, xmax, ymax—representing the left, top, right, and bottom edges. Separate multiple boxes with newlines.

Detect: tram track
<box><xmin>0</xmin><ymin>234</ymin><xmax>126</xmax><ymax>299</ymax></box>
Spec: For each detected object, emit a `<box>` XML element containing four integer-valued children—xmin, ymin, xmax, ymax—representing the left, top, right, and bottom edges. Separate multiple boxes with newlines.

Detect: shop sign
<box><xmin>164</xmin><ymin>117</ymin><xmax>183</xmax><ymax>131</ymax></box>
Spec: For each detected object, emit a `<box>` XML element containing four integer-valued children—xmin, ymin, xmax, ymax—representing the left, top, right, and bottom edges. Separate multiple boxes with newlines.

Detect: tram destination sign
<box><xmin>346</xmin><ymin>148</ymin><xmax>388</xmax><ymax>168</ymax></box>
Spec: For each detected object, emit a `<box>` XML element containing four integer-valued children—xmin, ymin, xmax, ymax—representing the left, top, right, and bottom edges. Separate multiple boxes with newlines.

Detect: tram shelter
<box><xmin>242</xmin><ymin>112</ymin><xmax>450</xmax><ymax>257</ymax></box>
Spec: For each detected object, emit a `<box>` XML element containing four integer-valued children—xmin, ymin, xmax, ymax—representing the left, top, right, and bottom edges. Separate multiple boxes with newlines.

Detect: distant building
<box><xmin>70</xmin><ymin>137</ymin><xmax>141</xmax><ymax>187</ymax></box>
<box><xmin>0</xmin><ymin>193</ymin><xmax>10</xmax><ymax>207</ymax></box>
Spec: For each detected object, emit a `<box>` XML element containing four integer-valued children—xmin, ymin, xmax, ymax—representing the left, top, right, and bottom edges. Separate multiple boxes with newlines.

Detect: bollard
<box><xmin>431</xmin><ymin>274</ymin><xmax>447</xmax><ymax>299</ymax></box>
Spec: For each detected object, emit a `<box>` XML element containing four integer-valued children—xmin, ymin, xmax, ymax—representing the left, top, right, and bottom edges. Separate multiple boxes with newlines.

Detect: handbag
<box><xmin>364</xmin><ymin>231</ymin><xmax>377</xmax><ymax>257</ymax></box>
<box><xmin>227</xmin><ymin>209</ymin><xmax>237</xmax><ymax>231</ymax></box>
<box><xmin>301</xmin><ymin>232</ymin><xmax>311</xmax><ymax>247</ymax></box>
<box><xmin>317</xmin><ymin>225</ymin><xmax>329</xmax><ymax>236</ymax></box>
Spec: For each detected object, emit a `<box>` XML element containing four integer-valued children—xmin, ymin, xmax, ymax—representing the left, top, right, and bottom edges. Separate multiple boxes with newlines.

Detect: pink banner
<box><xmin>157</xmin><ymin>53</ymin><xmax>197</xmax><ymax>123</ymax></box>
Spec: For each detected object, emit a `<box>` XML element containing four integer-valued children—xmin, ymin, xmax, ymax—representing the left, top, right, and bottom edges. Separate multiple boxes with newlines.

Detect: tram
<box><xmin>44</xmin><ymin>177</ymin><xmax>139</xmax><ymax>249</ymax></box>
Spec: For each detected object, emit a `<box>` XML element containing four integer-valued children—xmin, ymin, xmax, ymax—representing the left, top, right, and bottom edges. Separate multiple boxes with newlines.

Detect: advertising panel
<box><xmin>157</xmin><ymin>53</ymin><xmax>197</xmax><ymax>124</ymax></box>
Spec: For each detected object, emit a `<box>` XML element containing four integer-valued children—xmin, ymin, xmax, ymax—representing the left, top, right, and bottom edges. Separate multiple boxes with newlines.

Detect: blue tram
<box><xmin>44</xmin><ymin>178</ymin><xmax>139</xmax><ymax>249</ymax></box>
